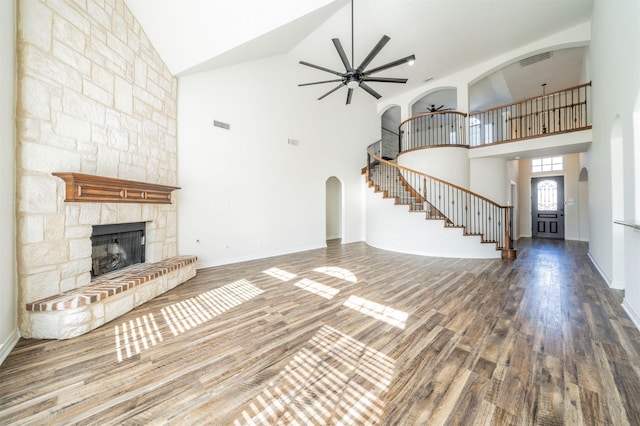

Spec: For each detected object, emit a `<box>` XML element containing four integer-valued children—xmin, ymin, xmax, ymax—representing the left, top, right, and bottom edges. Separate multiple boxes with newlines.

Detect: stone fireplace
<box><xmin>21</xmin><ymin>173</ymin><xmax>196</xmax><ymax>339</ymax></box>
<box><xmin>16</xmin><ymin>0</ymin><xmax>185</xmax><ymax>338</ymax></box>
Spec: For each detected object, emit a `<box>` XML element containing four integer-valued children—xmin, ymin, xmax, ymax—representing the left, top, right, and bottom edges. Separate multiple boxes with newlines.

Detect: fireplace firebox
<box><xmin>91</xmin><ymin>222</ymin><xmax>145</xmax><ymax>278</ymax></box>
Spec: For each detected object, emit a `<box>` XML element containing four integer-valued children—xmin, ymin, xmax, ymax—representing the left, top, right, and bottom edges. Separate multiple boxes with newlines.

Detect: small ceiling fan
<box><xmin>425</xmin><ymin>104</ymin><xmax>454</xmax><ymax>113</ymax></box>
<box><xmin>298</xmin><ymin>0</ymin><xmax>415</xmax><ymax>105</ymax></box>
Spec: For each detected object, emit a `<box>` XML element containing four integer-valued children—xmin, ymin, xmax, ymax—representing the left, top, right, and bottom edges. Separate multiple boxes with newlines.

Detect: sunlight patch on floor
<box><xmin>235</xmin><ymin>325</ymin><xmax>394</xmax><ymax>425</ymax></box>
<box><xmin>313</xmin><ymin>266</ymin><xmax>358</xmax><ymax>283</ymax></box>
<box><xmin>161</xmin><ymin>279</ymin><xmax>263</xmax><ymax>336</ymax></box>
<box><xmin>115</xmin><ymin>313</ymin><xmax>163</xmax><ymax>362</ymax></box>
<box><xmin>294</xmin><ymin>278</ymin><xmax>340</xmax><ymax>299</ymax></box>
<box><xmin>343</xmin><ymin>295</ymin><xmax>408</xmax><ymax>329</ymax></box>
<box><xmin>263</xmin><ymin>267</ymin><xmax>297</xmax><ymax>282</ymax></box>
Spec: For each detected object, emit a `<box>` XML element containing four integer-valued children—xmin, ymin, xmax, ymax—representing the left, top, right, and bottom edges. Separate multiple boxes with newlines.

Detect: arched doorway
<box><xmin>578</xmin><ymin>167</ymin><xmax>589</xmax><ymax>241</ymax></box>
<box><xmin>381</xmin><ymin>106</ymin><xmax>400</xmax><ymax>160</ymax></box>
<box><xmin>325</xmin><ymin>177</ymin><xmax>342</xmax><ymax>242</ymax></box>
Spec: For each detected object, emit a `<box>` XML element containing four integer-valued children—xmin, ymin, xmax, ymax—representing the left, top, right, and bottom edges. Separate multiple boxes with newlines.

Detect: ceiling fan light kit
<box><xmin>298</xmin><ymin>0</ymin><xmax>415</xmax><ymax>105</ymax></box>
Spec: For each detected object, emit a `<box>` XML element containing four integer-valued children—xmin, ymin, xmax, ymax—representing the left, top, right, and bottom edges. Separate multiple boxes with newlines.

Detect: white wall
<box><xmin>469</xmin><ymin>157</ymin><xmax>508</xmax><ymax>205</ymax></box>
<box><xmin>365</xmin><ymin>183</ymin><xmax>500</xmax><ymax>259</ymax></box>
<box><xmin>588</xmin><ymin>1</ymin><xmax>640</xmax><ymax>325</ymax></box>
<box><xmin>397</xmin><ymin>147</ymin><xmax>469</xmax><ymax>189</ymax></box>
<box><xmin>0</xmin><ymin>0</ymin><xmax>18</xmax><ymax>364</ymax></box>
<box><xmin>177</xmin><ymin>52</ymin><xmax>378</xmax><ymax>269</ymax></box>
<box><xmin>589</xmin><ymin>0</ymin><xmax>640</xmax><ymax>296</ymax></box>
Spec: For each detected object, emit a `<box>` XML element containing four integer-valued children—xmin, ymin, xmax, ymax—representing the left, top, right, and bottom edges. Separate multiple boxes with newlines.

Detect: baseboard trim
<box><xmin>0</xmin><ymin>329</ymin><xmax>20</xmax><ymax>366</ymax></box>
<box><xmin>196</xmin><ymin>243</ymin><xmax>327</xmax><ymax>270</ymax></box>
<box><xmin>622</xmin><ymin>299</ymin><xmax>640</xmax><ymax>332</ymax></box>
<box><xmin>587</xmin><ymin>251</ymin><xmax>615</xmax><ymax>288</ymax></box>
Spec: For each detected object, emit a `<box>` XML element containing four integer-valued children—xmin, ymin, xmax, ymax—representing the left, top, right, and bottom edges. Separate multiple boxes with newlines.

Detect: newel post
<box><xmin>501</xmin><ymin>207</ymin><xmax>517</xmax><ymax>259</ymax></box>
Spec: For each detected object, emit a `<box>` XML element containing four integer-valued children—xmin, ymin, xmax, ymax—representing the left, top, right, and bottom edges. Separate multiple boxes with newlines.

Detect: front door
<box><xmin>531</xmin><ymin>176</ymin><xmax>564</xmax><ymax>239</ymax></box>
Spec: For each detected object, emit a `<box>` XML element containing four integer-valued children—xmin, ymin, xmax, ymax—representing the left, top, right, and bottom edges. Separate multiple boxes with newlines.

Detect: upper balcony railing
<box><xmin>468</xmin><ymin>82</ymin><xmax>591</xmax><ymax>146</ymax></box>
<box><xmin>398</xmin><ymin>111</ymin><xmax>468</xmax><ymax>154</ymax></box>
<box><xmin>395</xmin><ymin>82</ymin><xmax>592</xmax><ymax>155</ymax></box>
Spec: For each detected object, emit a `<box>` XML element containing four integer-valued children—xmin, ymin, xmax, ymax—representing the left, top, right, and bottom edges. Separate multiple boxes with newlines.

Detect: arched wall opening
<box><xmin>325</xmin><ymin>176</ymin><xmax>342</xmax><ymax>242</ymax></box>
<box><xmin>380</xmin><ymin>105</ymin><xmax>401</xmax><ymax>160</ymax></box>
<box><xmin>634</xmin><ymin>91</ymin><xmax>640</xmax><ymax>220</ymax></box>
<box><xmin>410</xmin><ymin>88</ymin><xmax>457</xmax><ymax>116</ymax></box>
<box><xmin>468</xmin><ymin>46</ymin><xmax>590</xmax><ymax>112</ymax></box>
<box><xmin>611</xmin><ymin>115</ymin><xmax>625</xmax><ymax>289</ymax></box>
<box><xmin>578</xmin><ymin>167</ymin><xmax>589</xmax><ymax>242</ymax></box>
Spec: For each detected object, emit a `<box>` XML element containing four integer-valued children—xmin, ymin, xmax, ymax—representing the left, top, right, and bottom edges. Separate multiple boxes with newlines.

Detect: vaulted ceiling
<box><xmin>125</xmin><ymin>0</ymin><xmax>593</xmax><ymax>109</ymax></box>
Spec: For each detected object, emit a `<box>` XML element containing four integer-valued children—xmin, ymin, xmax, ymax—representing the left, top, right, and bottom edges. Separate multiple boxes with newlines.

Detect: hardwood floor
<box><xmin>2</xmin><ymin>238</ymin><xmax>640</xmax><ymax>425</ymax></box>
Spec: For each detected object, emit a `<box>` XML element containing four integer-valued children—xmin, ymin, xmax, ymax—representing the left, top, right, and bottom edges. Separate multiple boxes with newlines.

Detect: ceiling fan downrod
<box><xmin>297</xmin><ymin>0</ymin><xmax>415</xmax><ymax>105</ymax></box>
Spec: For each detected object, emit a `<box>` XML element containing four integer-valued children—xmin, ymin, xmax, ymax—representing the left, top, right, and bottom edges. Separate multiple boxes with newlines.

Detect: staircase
<box><xmin>367</xmin><ymin>162</ymin><xmax>449</xmax><ymax>221</ymax></box>
<box><xmin>364</xmin><ymin>149</ymin><xmax>516</xmax><ymax>259</ymax></box>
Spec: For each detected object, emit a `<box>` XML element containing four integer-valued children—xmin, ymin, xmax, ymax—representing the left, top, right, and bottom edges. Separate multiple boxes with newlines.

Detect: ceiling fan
<box><xmin>298</xmin><ymin>0</ymin><xmax>415</xmax><ymax>105</ymax></box>
<box><xmin>425</xmin><ymin>104</ymin><xmax>454</xmax><ymax>113</ymax></box>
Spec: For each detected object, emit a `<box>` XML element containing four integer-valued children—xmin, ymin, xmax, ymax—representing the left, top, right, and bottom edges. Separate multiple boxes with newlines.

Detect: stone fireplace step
<box><xmin>24</xmin><ymin>255</ymin><xmax>198</xmax><ymax>339</ymax></box>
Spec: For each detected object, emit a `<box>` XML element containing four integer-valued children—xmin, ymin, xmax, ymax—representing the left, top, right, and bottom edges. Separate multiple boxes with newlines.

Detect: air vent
<box><xmin>213</xmin><ymin>120</ymin><xmax>230</xmax><ymax>130</ymax></box>
<box><xmin>519</xmin><ymin>51</ymin><xmax>552</xmax><ymax>67</ymax></box>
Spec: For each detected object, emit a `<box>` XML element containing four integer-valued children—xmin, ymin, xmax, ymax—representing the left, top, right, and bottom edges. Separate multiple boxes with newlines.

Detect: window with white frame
<box><xmin>531</xmin><ymin>156</ymin><xmax>563</xmax><ymax>173</ymax></box>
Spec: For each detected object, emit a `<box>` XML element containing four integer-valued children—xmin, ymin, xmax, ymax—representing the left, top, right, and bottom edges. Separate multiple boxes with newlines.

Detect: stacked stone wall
<box><xmin>16</xmin><ymin>0</ymin><xmax>178</xmax><ymax>337</ymax></box>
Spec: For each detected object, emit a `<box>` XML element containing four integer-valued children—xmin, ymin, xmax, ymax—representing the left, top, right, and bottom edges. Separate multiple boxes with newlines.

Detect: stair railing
<box><xmin>366</xmin><ymin>144</ymin><xmax>515</xmax><ymax>257</ymax></box>
<box><xmin>398</xmin><ymin>111</ymin><xmax>468</xmax><ymax>153</ymax></box>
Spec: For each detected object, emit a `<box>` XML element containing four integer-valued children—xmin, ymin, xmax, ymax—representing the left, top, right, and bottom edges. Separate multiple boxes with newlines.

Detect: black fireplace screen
<box><xmin>91</xmin><ymin>222</ymin><xmax>145</xmax><ymax>278</ymax></box>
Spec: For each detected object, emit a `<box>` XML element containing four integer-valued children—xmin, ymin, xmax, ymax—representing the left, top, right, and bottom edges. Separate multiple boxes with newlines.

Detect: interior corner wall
<box><xmin>176</xmin><ymin>53</ymin><xmax>378</xmax><ymax>269</ymax></box>
<box><xmin>0</xmin><ymin>0</ymin><xmax>19</xmax><ymax>364</ymax></box>
<box><xmin>589</xmin><ymin>0</ymin><xmax>640</xmax><ymax>294</ymax></box>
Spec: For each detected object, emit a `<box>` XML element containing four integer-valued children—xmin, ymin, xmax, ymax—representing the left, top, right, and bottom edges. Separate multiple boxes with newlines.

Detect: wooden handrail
<box><xmin>399</xmin><ymin>110</ymin><xmax>468</xmax><ymax>129</ymax></box>
<box><xmin>367</xmin><ymin>149</ymin><xmax>512</xmax><ymax>210</ymax></box>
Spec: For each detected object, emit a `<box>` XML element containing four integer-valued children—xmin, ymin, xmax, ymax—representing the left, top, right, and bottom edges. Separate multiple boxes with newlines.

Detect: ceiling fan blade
<box><xmin>318</xmin><ymin>83</ymin><xmax>344</xmax><ymax>100</ymax></box>
<box><xmin>346</xmin><ymin>88</ymin><xmax>354</xmax><ymax>104</ymax></box>
<box><xmin>365</xmin><ymin>54</ymin><xmax>416</xmax><ymax>75</ymax></box>
<box><xmin>362</xmin><ymin>77</ymin><xmax>408</xmax><ymax>84</ymax></box>
<box><xmin>332</xmin><ymin>38</ymin><xmax>353</xmax><ymax>72</ymax></box>
<box><xmin>356</xmin><ymin>35</ymin><xmax>390</xmax><ymax>72</ymax></box>
<box><xmin>359</xmin><ymin>82</ymin><xmax>381</xmax><ymax>100</ymax></box>
<box><xmin>299</xmin><ymin>79</ymin><xmax>343</xmax><ymax>87</ymax></box>
<box><xmin>299</xmin><ymin>61</ymin><xmax>344</xmax><ymax>77</ymax></box>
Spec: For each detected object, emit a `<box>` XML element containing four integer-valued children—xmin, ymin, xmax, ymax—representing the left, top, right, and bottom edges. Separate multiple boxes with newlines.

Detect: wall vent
<box><xmin>287</xmin><ymin>138</ymin><xmax>299</xmax><ymax>146</ymax></box>
<box><xmin>213</xmin><ymin>120</ymin><xmax>230</xmax><ymax>130</ymax></box>
<box><xmin>519</xmin><ymin>51</ymin><xmax>552</xmax><ymax>67</ymax></box>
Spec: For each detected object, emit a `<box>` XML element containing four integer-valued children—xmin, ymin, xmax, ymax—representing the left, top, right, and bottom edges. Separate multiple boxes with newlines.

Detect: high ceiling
<box><xmin>125</xmin><ymin>0</ymin><xmax>592</xmax><ymax>108</ymax></box>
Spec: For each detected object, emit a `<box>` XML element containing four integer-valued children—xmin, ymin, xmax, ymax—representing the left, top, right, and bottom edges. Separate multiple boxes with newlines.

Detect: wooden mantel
<box><xmin>52</xmin><ymin>172</ymin><xmax>180</xmax><ymax>204</ymax></box>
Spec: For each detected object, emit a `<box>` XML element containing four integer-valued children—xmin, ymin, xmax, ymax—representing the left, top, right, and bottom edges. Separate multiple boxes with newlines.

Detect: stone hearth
<box><xmin>25</xmin><ymin>256</ymin><xmax>197</xmax><ymax>339</ymax></box>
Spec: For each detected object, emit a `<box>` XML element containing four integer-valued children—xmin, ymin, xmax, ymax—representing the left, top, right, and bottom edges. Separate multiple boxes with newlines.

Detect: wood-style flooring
<box><xmin>2</xmin><ymin>238</ymin><xmax>640</xmax><ymax>425</ymax></box>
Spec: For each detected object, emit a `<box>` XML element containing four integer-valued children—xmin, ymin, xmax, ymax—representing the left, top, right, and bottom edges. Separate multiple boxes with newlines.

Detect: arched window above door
<box><xmin>537</xmin><ymin>180</ymin><xmax>558</xmax><ymax>211</ymax></box>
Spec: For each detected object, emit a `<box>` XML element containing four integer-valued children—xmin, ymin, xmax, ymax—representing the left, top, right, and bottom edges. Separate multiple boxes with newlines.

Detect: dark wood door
<box><xmin>531</xmin><ymin>176</ymin><xmax>564</xmax><ymax>239</ymax></box>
